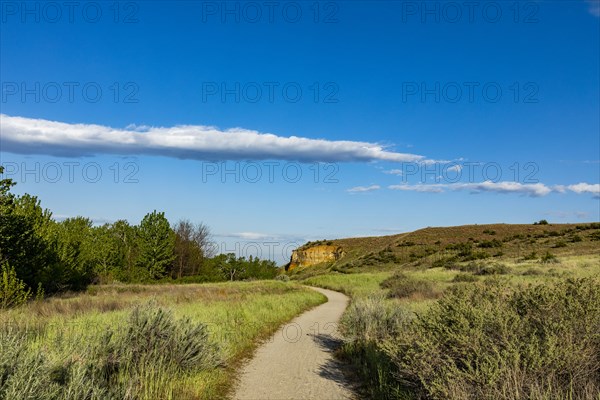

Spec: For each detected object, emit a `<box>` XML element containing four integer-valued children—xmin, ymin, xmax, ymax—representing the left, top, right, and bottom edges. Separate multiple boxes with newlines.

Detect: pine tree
<box><xmin>137</xmin><ymin>211</ymin><xmax>175</xmax><ymax>279</ymax></box>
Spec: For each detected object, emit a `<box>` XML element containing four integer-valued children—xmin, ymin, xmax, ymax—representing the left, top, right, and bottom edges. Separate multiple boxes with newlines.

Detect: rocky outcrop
<box><xmin>286</xmin><ymin>245</ymin><xmax>345</xmax><ymax>271</ymax></box>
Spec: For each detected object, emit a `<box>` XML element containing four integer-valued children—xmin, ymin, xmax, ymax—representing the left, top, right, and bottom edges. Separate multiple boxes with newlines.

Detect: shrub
<box><xmin>340</xmin><ymin>297</ymin><xmax>410</xmax><ymax>398</ymax></box>
<box><xmin>569</xmin><ymin>234</ymin><xmax>583</xmax><ymax>243</ymax></box>
<box><xmin>383</xmin><ymin>278</ymin><xmax>600</xmax><ymax>399</ymax></box>
<box><xmin>477</xmin><ymin>239</ymin><xmax>502</xmax><ymax>248</ymax></box>
<box><xmin>341</xmin><ymin>297</ymin><xmax>409</xmax><ymax>343</ymax></box>
<box><xmin>522</xmin><ymin>268</ymin><xmax>544</xmax><ymax>276</ymax></box>
<box><xmin>462</xmin><ymin>251</ymin><xmax>490</xmax><ymax>261</ymax></box>
<box><xmin>521</xmin><ymin>251</ymin><xmax>538</xmax><ymax>261</ymax></box>
<box><xmin>541</xmin><ymin>251</ymin><xmax>559</xmax><ymax>264</ymax></box>
<box><xmin>451</xmin><ymin>273</ymin><xmax>478</xmax><ymax>283</ymax></box>
<box><xmin>274</xmin><ymin>274</ymin><xmax>290</xmax><ymax>282</ymax></box>
<box><xmin>534</xmin><ymin>219</ymin><xmax>549</xmax><ymax>225</ymax></box>
<box><xmin>474</xmin><ymin>263</ymin><xmax>510</xmax><ymax>275</ymax></box>
<box><xmin>0</xmin><ymin>303</ymin><xmax>221</xmax><ymax>399</ymax></box>
<box><xmin>589</xmin><ymin>231</ymin><xmax>600</xmax><ymax>241</ymax></box>
<box><xmin>108</xmin><ymin>302</ymin><xmax>222</xmax><ymax>373</ymax></box>
<box><xmin>553</xmin><ymin>241</ymin><xmax>567</xmax><ymax>248</ymax></box>
<box><xmin>0</xmin><ymin>262</ymin><xmax>32</xmax><ymax>309</ymax></box>
<box><xmin>381</xmin><ymin>273</ymin><xmax>438</xmax><ymax>299</ymax></box>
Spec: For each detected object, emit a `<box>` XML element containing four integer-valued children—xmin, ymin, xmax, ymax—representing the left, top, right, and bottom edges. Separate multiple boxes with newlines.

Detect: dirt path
<box><xmin>233</xmin><ymin>287</ymin><xmax>355</xmax><ymax>400</ymax></box>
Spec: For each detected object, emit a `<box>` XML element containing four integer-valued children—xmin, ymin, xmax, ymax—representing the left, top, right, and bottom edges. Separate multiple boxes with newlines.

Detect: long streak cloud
<box><xmin>0</xmin><ymin>114</ymin><xmax>426</xmax><ymax>163</ymax></box>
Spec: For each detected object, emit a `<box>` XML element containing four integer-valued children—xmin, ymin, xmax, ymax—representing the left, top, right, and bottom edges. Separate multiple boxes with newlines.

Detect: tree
<box><xmin>88</xmin><ymin>224</ymin><xmax>123</xmax><ymax>281</ymax></box>
<box><xmin>244</xmin><ymin>255</ymin><xmax>279</xmax><ymax>280</ymax></box>
<box><xmin>50</xmin><ymin>217</ymin><xmax>95</xmax><ymax>290</ymax></box>
<box><xmin>0</xmin><ymin>167</ymin><xmax>57</xmax><ymax>292</ymax></box>
<box><xmin>137</xmin><ymin>211</ymin><xmax>175</xmax><ymax>279</ymax></box>
<box><xmin>172</xmin><ymin>220</ymin><xmax>212</xmax><ymax>278</ymax></box>
<box><xmin>111</xmin><ymin>219</ymin><xmax>138</xmax><ymax>277</ymax></box>
<box><xmin>213</xmin><ymin>253</ymin><xmax>245</xmax><ymax>281</ymax></box>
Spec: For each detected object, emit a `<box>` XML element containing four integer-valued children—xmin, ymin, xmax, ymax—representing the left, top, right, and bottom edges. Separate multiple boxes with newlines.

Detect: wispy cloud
<box><xmin>1</xmin><ymin>114</ymin><xmax>430</xmax><ymax>164</ymax></box>
<box><xmin>388</xmin><ymin>181</ymin><xmax>600</xmax><ymax>197</ymax></box>
<box><xmin>564</xmin><ymin>183</ymin><xmax>600</xmax><ymax>196</ymax></box>
<box><xmin>218</xmin><ymin>232</ymin><xmax>278</xmax><ymax>241</ymax></box>
<box><xmin>389</xmin><ymin>184</ymin><xmax>446</xmax><ymax>193</ymax></box>
<box><xmin>347</xmin><ymin>185</ymin><xmax>381</xmax><ymax>193</ymax></box>
<box><xmin>586</xmin><ymin>0</ymin><xmax>600</xmax><ymax>16</ymax></box>
<box><xmin>543</xmin><ymin>211</ymin><xmax>591</xmax><ymax>220</ymax></box>
<box><xmin>383</xmin><ymin>169</ymin><xmax>403</xmax><ymax>175</ymax></box>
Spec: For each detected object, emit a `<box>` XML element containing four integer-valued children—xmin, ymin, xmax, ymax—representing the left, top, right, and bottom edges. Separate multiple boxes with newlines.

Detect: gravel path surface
<box><xmin>233</xmin><ymin>286</ymin><xmax>355</xmax><ymax>400</ymax></box>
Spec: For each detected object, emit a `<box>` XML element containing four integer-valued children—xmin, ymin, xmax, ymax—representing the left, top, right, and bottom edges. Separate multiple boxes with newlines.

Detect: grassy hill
<box><xmin>289</xmin><ymin>222</ymin><xmax>600</xmax><ymax>278</ymax></box>
<box><xmin>289</xmin><ymin>222</ymin><xmax>600</xmax><ymax>399</ymax></box>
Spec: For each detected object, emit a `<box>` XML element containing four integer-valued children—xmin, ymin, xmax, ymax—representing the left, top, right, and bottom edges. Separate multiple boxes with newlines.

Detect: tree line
<box><xmin>0</xmin><ymin>166</ymin><xmax>279</xmax><ymax>297</ymax></box>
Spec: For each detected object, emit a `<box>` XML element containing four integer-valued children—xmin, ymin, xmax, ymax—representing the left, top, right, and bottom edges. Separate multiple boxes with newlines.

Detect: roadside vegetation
<box><xmin>0</xmin><ymin>281</ymin><xmax>325</xmax><ymax>399</ymax></box>
<box><xmin>1</xmin><ymin>166</ymin><xmax>329</xmax><ymax>399</ymax></box>
<box><xmin>291</xmin><ymin>223</ymin><xmax>600</xmax><ymax>399</ymax></box>
<box><xmin>1</xmin><ymin>166</ymin><xmax>279</xmax><ymax>309</ymax></box>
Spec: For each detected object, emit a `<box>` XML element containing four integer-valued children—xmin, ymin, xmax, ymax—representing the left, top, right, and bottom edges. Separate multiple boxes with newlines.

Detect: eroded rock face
<box><xmin>287</xmin><ymin>245</ymin><xmax>344</xmax><ymax>271</ymax></box>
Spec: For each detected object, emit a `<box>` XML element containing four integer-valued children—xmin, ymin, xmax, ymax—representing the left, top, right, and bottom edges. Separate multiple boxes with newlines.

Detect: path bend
<box><xmin>233</xmin><ymin>286</ymin><xmax>354</xmax><ymax>400</ymax></box>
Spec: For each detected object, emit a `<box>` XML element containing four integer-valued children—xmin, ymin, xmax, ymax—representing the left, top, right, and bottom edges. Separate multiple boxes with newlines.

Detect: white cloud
<box><xmin>389</xmin><ymin>181</ymin><xmax>600</xmax><ymax>198</ymax></box>
<box><xmin>543</xmin><ymin>211</ymin><xmax>591</xmax><ymax>220</ymax></box>
<box><xmin>383</xmin><ymin>169</ymin><xmax>403</xmax><ymax>175</ymax></box>
<box><xmin>0</xmin><ymin>114</ymin><xmax>429</xmax><ymax>164</ymax></box>
<box><xmin>388</xmin><ymin>184</ymin><xmax>446</xmax><ymax>193</ymax></box>
<box><xmin>458</xmin><ymin>181</ymin><xmax>553</xmax><ymax>197</ymax></box>
<box><xmin>347</xmin><ymin>185</ymin><xmax>381</xmax><ymax>193</ymax></box>
<box><xmin>227</xmin><ymin>232</ymin><xmax>274</xmax><ymax>240</ymax></box>
<box><xmin>586</xmin><ymin>0</ymin><xmax>600</xmax><ymax>16</ymax></box>
<box><xmin>389</xmin><ymin>181</ymin><xmax>553</xmax><ymax>197</ymax></box>
<box><xmin>566</xmin><ymin>183</ymin><xmax>600</xmax><ymax>196</ymax></box>
<box><xmin>447</xmin><ymin>164</ymin><xmax>462</xmax><ymax>172</ymax></box>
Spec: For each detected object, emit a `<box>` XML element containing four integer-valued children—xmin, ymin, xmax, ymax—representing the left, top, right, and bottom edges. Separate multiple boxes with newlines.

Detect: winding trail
<box><xmin>233</xmin><ymin>287</ymin><xmax>355</xmax><ymax>400</ymax></box>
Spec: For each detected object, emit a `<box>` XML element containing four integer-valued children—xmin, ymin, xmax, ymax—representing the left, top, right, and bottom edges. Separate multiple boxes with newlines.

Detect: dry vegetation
<box><xmin>0</xmin><ymin>281</ymin><xmax>325</xmax><ymax>400</ymax></box>
<box><xmin>292</xmin><ymin>222</ymin><xmax>600</xmax><ymax>400</ymax></box>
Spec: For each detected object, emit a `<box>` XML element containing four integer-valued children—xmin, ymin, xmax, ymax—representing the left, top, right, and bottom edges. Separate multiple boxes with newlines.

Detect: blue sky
<box><xmin>1</xmin><ymin>1</ymin><xmax>599</xmax><ymax>263</ymax></box>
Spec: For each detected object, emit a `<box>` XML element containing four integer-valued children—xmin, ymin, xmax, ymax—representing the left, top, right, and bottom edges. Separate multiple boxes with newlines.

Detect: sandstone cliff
<box><xmin>286</xmin><ymin>244</ymin><xmax>345</xmax><ymax>271</ymax></box>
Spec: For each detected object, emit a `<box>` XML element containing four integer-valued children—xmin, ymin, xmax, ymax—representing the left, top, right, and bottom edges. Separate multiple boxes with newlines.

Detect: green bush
<box><xmin>383</xmin><ymin>278</ymin><xmax>600</xmax><ymax>399</ymax></box>
<box><xmin>478</xmin><ymin>239</ymin><xmax>502</xmax><ymax>248</ymax></box>
<box><xmin>568</xmin><ymin>234</ymin><xmax>583</xmax><ymax>243</ymax></box>
<box><xmin>451</xmin><ymin>273</ymin><xmax>478</xmax><ymax>283</ymax></box>
<box><xmin>340</xmin><ymin>297</ymin><xmax>410</xmax><ymax>398</ymax></box>
<box><xmin>589</xmin><ymin>231</ymin><xmax>600</xmax><ymax>241</ymax></box>
<box><xmin>521</xmin><ymin>251</ymin><xmax>538</xmax><ymax>261</ymax></box>
<box><xmin>473</xmin><ymin>263</ymin><xmax>510</xmax><ymax>275</ymax></box>
<box><xmin>381</xmin><ymin>273</ymin><xmax>438</xmax><ymax>299</ymax></box>
<box><xmin>0</xmin><ymin>263</ymin><xmax>32</xmax><ymax>309</ymax></box>
<box><xmin>341</xmin><ymin>278</ymin><xmax>600</xmax><ymax>399</ymax></box>
<box><xmin>274</xmin><ymin>274</ymin><xmax>290</xmax><ymax>282</ymax></box>
<box><xmin>0</xmin><ymin>303</ymin><xmax>221</xmax><ymax>399</ymax></box>
<box><xmin>541</xmin><ymin>251</ymin><xmax>559</xmax><ymax>264</ymax></box>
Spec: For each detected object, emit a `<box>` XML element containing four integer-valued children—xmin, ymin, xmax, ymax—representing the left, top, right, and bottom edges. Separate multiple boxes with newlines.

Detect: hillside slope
<box><xmin>287</xmin><ymin>223</ymin><xmax>600</xmax><ymax>276</ymax></box>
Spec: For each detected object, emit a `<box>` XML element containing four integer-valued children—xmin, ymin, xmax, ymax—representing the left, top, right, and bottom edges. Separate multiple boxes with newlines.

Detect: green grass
<box><xmin>297</xmin><ymin>252</ymin><xmax>600</xmax><ymax>399</ymax></box>
<box><xmin>0</xmin><ymin>281</ymin><xmax>326</xmax><ymax>399</ymax></box>
<box><xmin>303</xmin><ymin>272</ymin><xmax>391</xmax><ymax>298</ymax></box>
